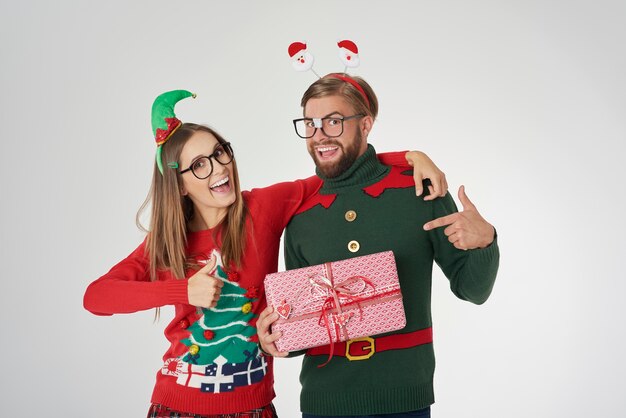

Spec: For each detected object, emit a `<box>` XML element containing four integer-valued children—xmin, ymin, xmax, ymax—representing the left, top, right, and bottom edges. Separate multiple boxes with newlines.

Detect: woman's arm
<box><xmin>378</xmin><ymin>150</ymin><xmax>448</xmax><ymax>200</ymax></box>
<box><xmin>82</xmin><ymin>241</ymin><xmax>189</xmax><ymax>315</ymax></box>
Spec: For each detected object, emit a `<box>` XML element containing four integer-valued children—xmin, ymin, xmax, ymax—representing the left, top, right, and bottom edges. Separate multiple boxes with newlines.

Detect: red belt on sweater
<box><xmin>306</xmin><ymin>327</ymin><xmax>433</xmax><ymax>361</ymax></box>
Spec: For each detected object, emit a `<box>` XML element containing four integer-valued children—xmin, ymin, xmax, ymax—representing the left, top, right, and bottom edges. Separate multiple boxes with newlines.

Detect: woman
<box><xmin>83</xmin><ymin>90</ymin><xmax>447</xmax><ymax>418</ymax></box>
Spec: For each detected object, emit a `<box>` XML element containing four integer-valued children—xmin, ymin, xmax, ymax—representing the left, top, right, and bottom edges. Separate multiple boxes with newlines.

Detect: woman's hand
<box><xmin>187</xmin><ymin>256</ymin><xmax>224</xmax><ymax>308</ymax></box>
<box><xmin>405</xmin><ymin>151</ymin><xmax>448</xmax><ymax>200</ymax></box>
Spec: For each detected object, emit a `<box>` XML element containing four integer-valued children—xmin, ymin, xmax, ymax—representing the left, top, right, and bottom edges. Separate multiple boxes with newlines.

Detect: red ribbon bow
<box><xmin>307</xmin><ymin>262</ymin><xmax>374</xmax><ymax>367</ymax></box>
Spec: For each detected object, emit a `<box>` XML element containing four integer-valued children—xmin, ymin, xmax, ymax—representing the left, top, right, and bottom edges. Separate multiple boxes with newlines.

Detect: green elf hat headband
<box><xmin>151</xmin><ymin>89</ymin><xmax>196</xmax><ymax>174</ymax></box>
<box><xmin>288</xmin><ymin>39</ymin><xmax>369</xmax><ymax>109</ymax></box>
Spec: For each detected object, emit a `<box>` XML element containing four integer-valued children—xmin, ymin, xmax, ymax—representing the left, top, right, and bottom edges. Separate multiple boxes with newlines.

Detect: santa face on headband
<box><xmin>288</xmin><ymin>42</ymin><xmax>315</xmax><ymax>72</ymax></box>
<box><xmin>337</xmin><ymin>40</ymin><xmax>360</xmax><ymax>68</ymax></box>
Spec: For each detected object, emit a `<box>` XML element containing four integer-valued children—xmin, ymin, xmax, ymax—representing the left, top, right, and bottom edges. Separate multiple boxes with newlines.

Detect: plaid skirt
<box><xmin>147</xmin><ymin>403</ymin><xmax>277</xmax><ymax>418</ymax></box>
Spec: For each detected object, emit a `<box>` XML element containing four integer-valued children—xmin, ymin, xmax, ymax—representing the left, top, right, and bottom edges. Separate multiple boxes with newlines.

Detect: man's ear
<box><xmin>361</xmin><ymin>115</ymin><xmax>374</xmax><ymax>137</ymax></box>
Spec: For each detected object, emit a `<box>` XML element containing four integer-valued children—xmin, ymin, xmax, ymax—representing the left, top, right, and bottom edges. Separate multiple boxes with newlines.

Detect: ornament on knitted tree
<box><xmin>181</xmin><ymin>249</ymin><xmax>259</xmax><ymax>365</ymax></box>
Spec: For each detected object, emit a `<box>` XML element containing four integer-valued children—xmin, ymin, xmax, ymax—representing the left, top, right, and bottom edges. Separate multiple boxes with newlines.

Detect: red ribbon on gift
<box><xmin>308</xmin><ymin>262</ymin><xmax>375</xmax><ymax>367</ymax></box>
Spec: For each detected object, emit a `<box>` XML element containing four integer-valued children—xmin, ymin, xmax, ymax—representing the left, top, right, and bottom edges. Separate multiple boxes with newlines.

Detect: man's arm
<box><xmin>424</xmin><ymin>185</ymin><xmax>495</xmax><ymax>249</ymax></box>
<box><xmin>425</xmin><ymin>185</ymin><xmax>499</xmax><ymax>304</ymax></box>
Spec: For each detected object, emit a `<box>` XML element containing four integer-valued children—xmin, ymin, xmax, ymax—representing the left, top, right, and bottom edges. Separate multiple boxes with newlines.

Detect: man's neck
<box><xmin>317</xmin><ymin>144</ymin><xmax>389</xmax><ymax>193</ymax></box>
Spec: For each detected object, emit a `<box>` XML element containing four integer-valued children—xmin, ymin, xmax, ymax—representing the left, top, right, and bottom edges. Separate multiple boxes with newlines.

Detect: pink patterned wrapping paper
<box><xmin>264</xmin><ymin>251</ymin><xmax>406</xmax><ymax>352</ymax></box>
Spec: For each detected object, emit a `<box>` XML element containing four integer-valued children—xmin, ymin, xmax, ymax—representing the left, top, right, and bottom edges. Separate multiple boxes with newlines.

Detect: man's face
<box><xmin>304</xmin><ymin>95</ymin><xmax>368</xmax><ymax>178</ymax></box>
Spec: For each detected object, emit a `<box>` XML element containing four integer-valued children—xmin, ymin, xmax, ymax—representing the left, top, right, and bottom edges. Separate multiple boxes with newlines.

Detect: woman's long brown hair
<box><xmin>136</xmin><ymin>124</ymin><xmax>247</xmax><ymax>316</ymax></box>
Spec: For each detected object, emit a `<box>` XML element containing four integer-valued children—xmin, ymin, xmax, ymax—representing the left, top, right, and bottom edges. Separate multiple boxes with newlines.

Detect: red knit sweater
<box><xmin>83</xmin><ymin>153</ymin><xmax>407</xmax><ymax>415</ymax></box>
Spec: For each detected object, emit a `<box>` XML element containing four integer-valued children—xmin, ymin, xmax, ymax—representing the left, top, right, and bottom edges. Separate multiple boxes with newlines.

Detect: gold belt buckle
<box><xmin>345</xmin><ymin>336</ymin><xmax>375</xmax><ymax>361</ymax></box>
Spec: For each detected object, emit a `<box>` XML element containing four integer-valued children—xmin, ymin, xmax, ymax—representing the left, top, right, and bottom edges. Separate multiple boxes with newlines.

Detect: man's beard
<box><xmin>309</xmin><ymin>130</ymin><xmax>363</xmax><ymax>178</ymax></box>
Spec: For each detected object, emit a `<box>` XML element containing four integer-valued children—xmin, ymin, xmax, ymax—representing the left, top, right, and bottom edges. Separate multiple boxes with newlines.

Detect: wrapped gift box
<box><xmin>264</xmin><ymin>251</ymin><xmax>406</xmax><ymax>353</ymax></box>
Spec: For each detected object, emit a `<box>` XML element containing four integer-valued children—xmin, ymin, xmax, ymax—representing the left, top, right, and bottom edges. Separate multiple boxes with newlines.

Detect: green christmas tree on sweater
<box><xmin>181</xmin><ymin>254</ymin><xmax>259</xmax><ymax>365</ymax></box>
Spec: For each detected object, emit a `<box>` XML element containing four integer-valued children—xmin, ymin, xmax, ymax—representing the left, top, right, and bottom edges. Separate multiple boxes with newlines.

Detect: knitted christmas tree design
<box><xmin>181</xmin><ymin>258</ymin><xmax>259</xmax><ymax>365</ymax></box>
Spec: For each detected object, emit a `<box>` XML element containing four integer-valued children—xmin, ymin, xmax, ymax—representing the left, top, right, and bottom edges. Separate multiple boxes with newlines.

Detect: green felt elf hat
<box><xmin>151</xmin><ymin>90</ymin><xmax>196</xmax><ymax>174</ymax></box>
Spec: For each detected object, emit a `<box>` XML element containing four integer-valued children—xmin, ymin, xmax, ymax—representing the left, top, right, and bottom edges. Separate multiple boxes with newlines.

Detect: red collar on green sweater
<box><xmin>295</xmin><ymin>166</ymin><xmax>414</xmax><ymax>215</ymax></box>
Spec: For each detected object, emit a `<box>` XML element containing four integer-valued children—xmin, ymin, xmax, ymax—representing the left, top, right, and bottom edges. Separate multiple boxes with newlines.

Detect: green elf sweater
<box><xmin>284</xmin><ymin>145</ymin><xmax>499</xmax><ymax>416</ymax></box>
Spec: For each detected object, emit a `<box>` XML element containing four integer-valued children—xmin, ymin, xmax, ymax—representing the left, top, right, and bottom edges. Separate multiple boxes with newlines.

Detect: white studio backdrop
<box><xmin>1</xmin><ymin>0</ymin><xmax>625</xmax><ymax>417</ymax></box>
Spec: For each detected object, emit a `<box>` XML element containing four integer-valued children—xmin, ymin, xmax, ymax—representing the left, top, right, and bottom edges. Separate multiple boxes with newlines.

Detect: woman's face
<box><xmin>178</xmin><ymin>130</ymin><xmax>236</xmax><ymax>226</ymax></box>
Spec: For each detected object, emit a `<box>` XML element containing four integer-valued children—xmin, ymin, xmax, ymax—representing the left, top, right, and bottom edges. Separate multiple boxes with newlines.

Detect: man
<box><xmin>257</xmin><ymin>73</ymin><xmax>499</xmax><ymax>418</ymax></box>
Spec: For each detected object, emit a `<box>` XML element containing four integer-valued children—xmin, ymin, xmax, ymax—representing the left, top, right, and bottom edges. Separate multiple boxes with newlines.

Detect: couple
<box><xmin>84</xmin><ymin>73</ymin><xmax>499</xmax><ymax>418</ymax></box>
